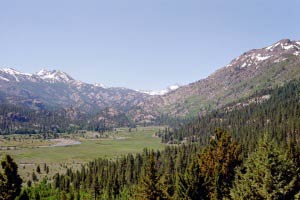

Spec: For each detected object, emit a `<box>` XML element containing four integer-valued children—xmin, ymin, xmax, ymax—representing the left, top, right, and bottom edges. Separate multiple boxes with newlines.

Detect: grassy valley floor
<box><xmin>0</xmin><ymin>126</ymin><xmax>166</xmax><ymax>184</ymax></box>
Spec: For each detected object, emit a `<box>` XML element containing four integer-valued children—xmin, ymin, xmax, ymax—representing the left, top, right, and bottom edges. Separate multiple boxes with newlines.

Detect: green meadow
<box><xmin>0</xmin><ymin>126</ymin><xmax>166</xmax><ymax>183</ymax></box>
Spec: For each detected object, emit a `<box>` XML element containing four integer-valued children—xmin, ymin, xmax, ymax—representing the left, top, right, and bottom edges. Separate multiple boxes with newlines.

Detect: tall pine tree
<box><xmin>175</xmin><ymin>157</ymin><xmax>208</xmax><ymax>200</ymax></box>
<box><xmin>231</xmin><ymin>133</ymin><xmax>298</xmax><ymax>199</ymax></box>
<box><xmin>198</xmin><ymin>129</ymin><xmax>241</xmax><ymax>200</ymax></box>
<box><xmin>136</xmin><ymin>151</ymin><xmax>166</xmax><ymax>200</ymax></box>
<box><xmin>0</xmin><ymin>155</ymin><xmax>23</xmax><ymax>200</ymax></box>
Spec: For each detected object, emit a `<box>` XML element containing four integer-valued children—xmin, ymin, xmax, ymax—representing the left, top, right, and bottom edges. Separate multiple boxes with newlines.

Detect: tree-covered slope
<box><xmin>161</xmin><ymin>80</ymin><xmax>300</xmax><ymax>153</ymax></box>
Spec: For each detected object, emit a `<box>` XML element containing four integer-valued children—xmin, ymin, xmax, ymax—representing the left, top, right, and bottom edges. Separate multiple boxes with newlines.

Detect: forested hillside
<box><xmin>160</xmin><ymin>80</ymin><xmax>300</xmax><ymax>153</ymax></box>
<box><xmin>0</xmin><ymin>104</ymin><xmax>136</xmax><ymax>135</ymax></box>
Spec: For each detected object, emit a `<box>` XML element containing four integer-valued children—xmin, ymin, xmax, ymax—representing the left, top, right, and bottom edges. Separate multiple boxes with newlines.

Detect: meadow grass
<box><xmin>0</xmin><ymin>126</ymin><xmax>165</xmax><ymax>182</ymax></box>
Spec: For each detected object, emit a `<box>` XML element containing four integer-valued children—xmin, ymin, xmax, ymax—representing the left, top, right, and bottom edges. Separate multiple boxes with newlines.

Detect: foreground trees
<box><xmin>136</xmin><ymin>151</ymin><xmax>166</xmax><ymax>200</ymax></box>
<box><xmin>231</xmin><ymin>134</ymin><xmax>298</xmax><ymax>199</ymax></box>
<box><xmin>0</xmin><ymin>155</ymin><xmax>22</xmax><ymax>200</ymax></box>
<box><xmin>3</xmin><ymin>130</ymin><xmax>300</xmax><ymax>199</ymax></box>
<box><xmin>175</xmin><ymin>157</ymin><xmax>207</xmax><ymax>200</ymax></box>
<box><xmin>199</xmin><ymin>129</ymin><xmax>241</xmax><ymax>200</ymax></box>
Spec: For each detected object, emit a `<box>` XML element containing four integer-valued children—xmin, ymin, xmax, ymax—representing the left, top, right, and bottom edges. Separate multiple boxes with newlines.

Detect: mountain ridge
<box><xmin>0</xmin><ymin>67</ymin><xmax>150</xmax><ymax>120</ymax></box>
<box><xmin>0</xmin><ymin>67</ymin><xmax>181</xmax><ymax>95</ymax></box>
<box><xmin>141</xmin><ymin>39</ymin><xmax>300</xmax><ymax>117</ymax></box>
<box><xmin>0</xmin><ymin>38</ymin><xmax>300</xmax><ymax>124</ymax></box>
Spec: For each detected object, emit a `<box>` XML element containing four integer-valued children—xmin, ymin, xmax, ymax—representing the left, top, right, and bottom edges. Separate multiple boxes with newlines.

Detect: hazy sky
<box><xmin>0</xmin><ymin>0</ymin><xmax>300</xmax><ymax>90</ymax></box>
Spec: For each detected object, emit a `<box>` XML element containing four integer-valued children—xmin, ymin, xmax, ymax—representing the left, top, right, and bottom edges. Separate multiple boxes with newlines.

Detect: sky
<box><xmin>0</xmin><ymin>0</ymin><xmax>300</xmax><ymax>90</ymax></box>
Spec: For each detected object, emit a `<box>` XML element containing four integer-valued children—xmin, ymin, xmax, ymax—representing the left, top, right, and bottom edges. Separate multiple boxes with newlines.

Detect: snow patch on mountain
<box><xmin>265</xmin><ymin>42</ymin><xmax>280</xmax><ymax>51</ymax></box>
<box><xmin>0</xmin><ymin>68</ymin><xmax>76</xmax><ymax>83</ymax></box>
<box><xmin>138</xmin><ymin>85</ymin><xmax>180</xmax><ymax>96</ymax></box>
<box><xmin>1</xmin><ymin>68</ymin><xmax>31</xmax><ymax>76</ymax></box>
<box><xmin>225</xmin><ymin>39</ymin><xmax>300</xmax><ymax>70</ymax></box>
<box><xmin>94</xmin><ymin>83</ymin><xmax>108</xmax><ymax>88</ymax></box>
<box><xmin>0</xmin><ymin>76</ymin><xmax>9</xmax><ymax>82</ymax></box>
<box><xmin>265</xmin><ymin>39</ymin><xmax>300</xmax><ymax>52</ymax></box>
<box><xmin>255</xmin><ymin>55</ymin><xmax>271</xmax><ymax>62</ymax></box>
<box><xmin>0</xmin><ymin>68</ymin><xmax>34</xmax><ymax>82</ymax></box>
<box><xmin>274</xmin><ymin>57</ymin><xmax>287</xmax><ymax>63</ymax></box>
<box><xmin>294</xmin><ymin>52</ymin><xmax>300</xmax><ymax>56</ymax></box>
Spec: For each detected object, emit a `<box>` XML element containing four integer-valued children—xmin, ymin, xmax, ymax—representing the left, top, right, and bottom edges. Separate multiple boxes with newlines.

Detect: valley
<box><xmin>1</xmin><ymin>39</ymin><xmax>300</xmax><ymax>199</ymax></box>
<box><xmin>0</xmin><ymin>126</ymin><xmax>165</xmax><ymax>184</ymax></box>
<box><xmin>1</xmin><ymin>1</ymin><xmax>300</xmax><ymax>199</ymax></box>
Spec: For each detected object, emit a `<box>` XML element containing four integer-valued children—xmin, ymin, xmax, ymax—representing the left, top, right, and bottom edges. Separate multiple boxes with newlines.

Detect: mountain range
<box><xmin>0</xmin><ymin>68</ymin><xmax>148</xmax><ymax>112</ymax></box>
<box><xmin>0</xmin><ymin>39</ymin><xmax>300</xmax><ymax>125</ymax></box>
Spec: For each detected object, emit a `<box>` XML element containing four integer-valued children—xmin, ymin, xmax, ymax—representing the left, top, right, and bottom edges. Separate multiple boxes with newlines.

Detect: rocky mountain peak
<box><xmin>36</xmin><ymin>69</ymin><xmax>74</xmax><ymax>83</ymax></box>
<box><xmin>225</xmin><ymin>39</ymin><xmax>300</xmax><ymax>70</ymax></box>
<box><xmin>1</xmin><ymin>68</ymin><xmax>21</xmax><ymax>75</ymax></box>
<box><xmin>0</xmin><ymin>67</ymin><xmax>35</xmax><ymax>82</ymax></box>
<box><xmin>265</xmin><ymin>39</ymin><xmax>300</xmax><ymax>52</ymax></box>
<box><xmin>0</xmin><ymin>68</ymin><xmax>76</xmax><ymax>83</ymax></box>
<box><xmin>0</xmin><ymin>68</ymin><xmax>33</xmax><ymax>76</ymax></box>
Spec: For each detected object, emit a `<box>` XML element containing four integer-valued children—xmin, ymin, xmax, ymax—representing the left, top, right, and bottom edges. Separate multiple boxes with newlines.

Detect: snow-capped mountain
<box><xmin>138</xmin><ymin>85</ymin><xmax>180</xmax><ymax>96</ymax></box>
<box><xmin>0</xmin><ymin>68</ymin><xmax>178</xmax><ymax>95</ymax></box>
<box><xmin>0</xmin><ymin>68</ymin><xmax>75</xmax><ymax>83</ymax></box>
<box><xmin>0</xmin><ymin>68</ymin><xmax>151</xmax><ymax>119</ymax></box>
<box><xmin>0</xmin><ymin>68</ymin><xmax>37</xmax><ymax>82</ymax></box>
<box><xmin>36</xmin><ymin>69</ymin><xmax>74</xmax><ymax>83</ymax></box>
<box><xmin>225</xmin><ymin>39</ymin><xmax>300</xmax><ymax>69</ymax></box>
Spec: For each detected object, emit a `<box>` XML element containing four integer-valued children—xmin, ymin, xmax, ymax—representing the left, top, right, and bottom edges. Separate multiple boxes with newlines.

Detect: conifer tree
<box><xmin>230</xmin><ymin>133</ymin><xmax>298</xmax><ymax>199</ymax></box>
<box><xmin>16</xmin><ymin>190</ymin><xmax>29</xmax><ymax>200</ymax></box>
<box><xmin>136</xmin><ymin>151</ymin><xmax>166</xmax><ymax>200</ymax></box>
<box><xmin>287</xmin><ymin>131</ymin><xmax>300</xmax><ymax>198</ymax></box>
<box><xmin>32</xmin><ymin>172</ymin><xmax>38</xmax><ymax>182</ymax></box>
<box><xmin>92</xmin><ymin>176</ymin><xmax>101</xmax><ymax>199</ymax></box>
<box><xmin>36</xmin><ymin>165</ymin><xmax>41</xmax><ymax>174</ymax></box>
<box><xmin>60</xmin><ymin>191</ymin><xmax>68</xmax><ymax>200</ymax></box>
<box><xmin>175</xmin><ymin>157</ymin><xmax>208</xmax><ymax>200</ymax></box>
<box><xmin>161</xmin><ymin>155</ymin><xmax>175</xmax><ymax>198</ymax></box>
<box><xmin>0</xmin><ymin>155</ymin><xmax>23</xmax><ymax>200</ymax></box>
<box><xmin>198</xmin><ymin>129</ymin><xmax>241</xmax><ymax>199</ymax></box>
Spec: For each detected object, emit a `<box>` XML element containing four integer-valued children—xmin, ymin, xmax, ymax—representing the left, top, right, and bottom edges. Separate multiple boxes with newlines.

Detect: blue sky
<box><xmin>0</xmin><ymin>0</ymin><xmax>300</xmax><ymax>90</ymax></box>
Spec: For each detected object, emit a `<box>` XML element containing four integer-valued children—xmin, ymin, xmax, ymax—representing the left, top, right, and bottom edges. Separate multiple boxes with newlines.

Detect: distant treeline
<box><xmin>0</xmin><ymin>103</ymin><xmax>188</xmax><ymax>135</ymax></box>
<box><xmin>0</xmin><ymin>104</ymin><xmax>132</xmax><ymax>135</ymax></box>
